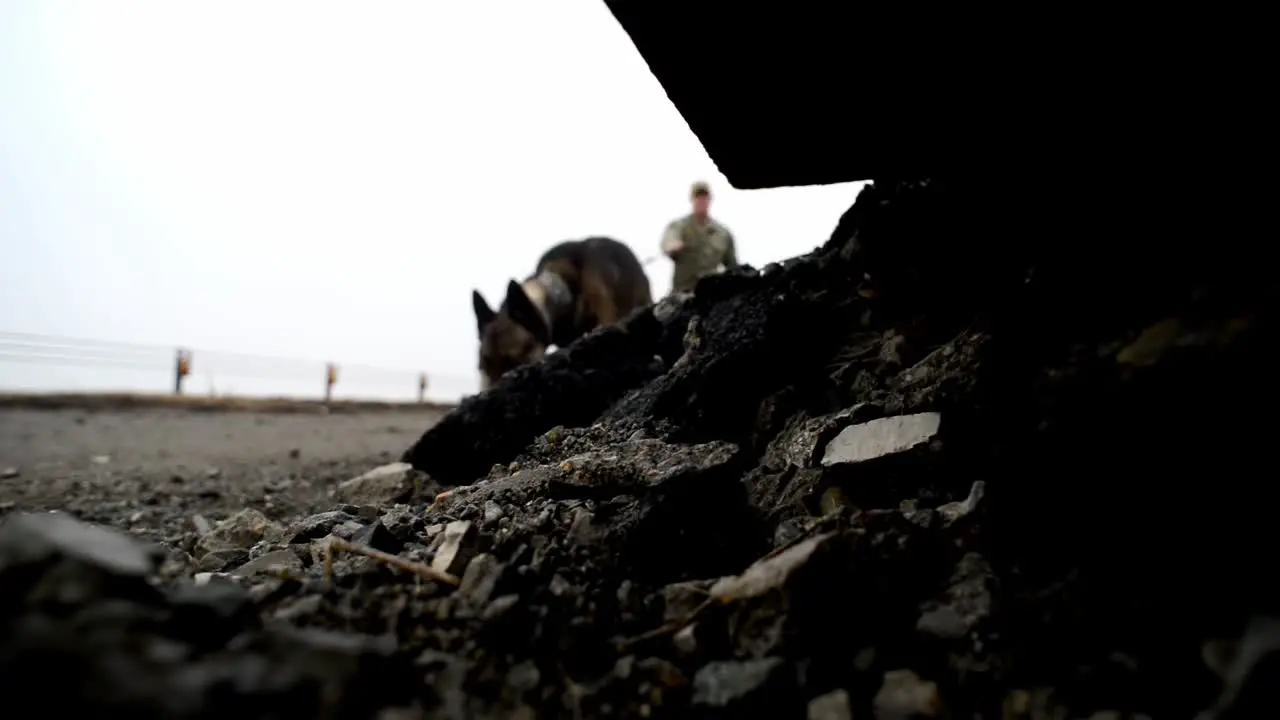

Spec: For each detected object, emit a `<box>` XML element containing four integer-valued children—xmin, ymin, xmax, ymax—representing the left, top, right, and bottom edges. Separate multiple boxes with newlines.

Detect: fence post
<box><xmin>174</xmin><ymin>349</ymin><xmax>191</xmax><ymax>395</ymax></box>
<box><xmin>418</xmin><ymin>373</ymin><xmax>428</xmax><ymax>403</ymax></box>
<box><xmin>325</xmin><ymin>363</ymin><xmax>338</xmax><ymax>402</ymax></box>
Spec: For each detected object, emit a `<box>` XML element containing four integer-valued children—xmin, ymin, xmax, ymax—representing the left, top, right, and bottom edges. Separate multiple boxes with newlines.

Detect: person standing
<box><xmin>660</xmin><ymin>181</ymin><xmax>739</xmax><ymax>294</ymax></box>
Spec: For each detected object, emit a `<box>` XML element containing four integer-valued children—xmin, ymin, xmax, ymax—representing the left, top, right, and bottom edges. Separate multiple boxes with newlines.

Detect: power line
<box><xmin>0</xmin><ymin>331</ymin><xmax>425</xmax><ymax>376</ymax></box>
<box><xmin>0</xmin><ymin>351</ymin><xmax>171</xmax><ymax>372</ymax></box>
<box><xmin>0</xmin><ymin>329</ymin><xmax>476</xmax><ymax>400</ymax></box>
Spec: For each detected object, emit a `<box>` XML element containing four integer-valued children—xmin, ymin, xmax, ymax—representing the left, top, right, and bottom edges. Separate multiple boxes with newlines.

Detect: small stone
<box><xmin>231</xmin><ymin>548</ymin><xmax>304</xmax><ymax>578</ymax></box>
<box><xmin>0</xmin><ymin>512</ymin><xmax>159</xmax><ymax>599</ymax></box>
<box><xmin>352</xmin><ymin>521</ymin><xmax>404</xmax><ymax>554</ymax></box>
<box><xmin>288</xmin><ymin>448</ymin><xmax>301</xmax><ymax>459</ymax></box>
<box><xmin>692</xmin><ymin>657</ymin><xmax>791</xmax><ymax>709</ymax></box>
<box><xmin>431</xmin><ymin>520</ymin><xmax>477</xmax><ymax>576</ymax></box>
<box><xmin>1197</xmin><ymin>615</ymin><xmax>1280</xmax><ymax>720</ymax></box>
<box><xmin>191</xmin><ymin>514</ymin><xmax>213</xmax><ymax>536</ymax></box>
<box><xmin>193</xmin><ymin>571</ymin><xmax>237</xmax><ymax>586</ymax></box>
<box><xmin>765</xmin><ymin>404</ymin><xmax>878</xmax><ymax>468</ymax></box>
<box><xmin>333</xmin><ymin>521</ymin><xmax>364</xmax><ymax>538</ymax></box>
<box><xmin>821</xmin><ymin>412</ymin><xmax>942</xmax><ymax>466</ymax></box>
<box><xmin>506</xmin><ymin>659</ymin><xmax>541</xmax><ymax>693</ymax></box>
<box><xmin>275</xmin><ymin>593</ymin><xmax>324</xmax><ymax>621</ymax></box>
<box><xmin>167</xmin><ymin>578</ymin><xmax>252</xmax><ymax>625</ymax></box>
<box><xmin>808</xmin><ymin>689</ymin><xmax>853</xmax><ymax>720</ymax></box>
<box><xmin>335</xmin><ymin>462</ymin><xmax>417</xmax><ymax>506</ymax></box>
<box><xmin>1116</xmin><ymin>317</ymin><xmax>1182</xmax><ymax>367</ymax></box>
<box><xmin>936</xmin><ymin>481</ymin><xmax>985</xmax><ymax>526</ymax></box>
<box><xmin>873</xmin><ymin>669</ymin><xmax>941</xmax><ymax>719</ymax></box>
<box><xmin>916</xmin><ymin>553</ymin><xmax>994</xmax><ymax>640</ymax></box>
<box><xmin>483</xmin><ymin>501</ymin><xmax>505</xmax><ymax>523</ymax></box>
<box><xmin>710</xmin><ymin>533</ymin><xmax>836</xmax><ymax>603</ymax></box>
<box><xmin>820</xmin><ymin>486</ymin><xmax>850</xmax><ymax>516</ymax></box>
<box><xmin>91</xmin><ymin>455</ymin><xmax>111</xmax><ymax>465</ymax></box>
<box><xmin>198</xmin><ymin>548</ymin><xmax>249</xmax><ymax>573</ymax></box>
<box><xmin>1</xmin><ymin>467</ymin><xmax>19</xmax><ymax>479</ymax></box>
<box><xmin>286</xmin><ymin>511</ymin><xmax>360</xmax><ymax>544</ymax></box>
<box><xmin>196</xmin><ymin>508</ymin><xmax>282</xmax><ymax>558</ymax></box>
<box><xmin>674</xmin><ymin>624</ymin><xmax>698</xmax><ymax>654</ymax></box>
<box><xmin>483</xmin><ymin>593</ymin><xmax>520</xmax><ymax>621</ymax></box>
<box><xmin>548</xmin><ymin>439</ymin><xmax>739</xmax><ymax>497</ymax></box>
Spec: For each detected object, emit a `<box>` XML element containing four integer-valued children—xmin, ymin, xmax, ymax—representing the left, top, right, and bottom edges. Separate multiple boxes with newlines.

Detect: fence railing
<box><xmin>0</xmin><ymin>330</ymin><xmax>469</xmax><ymax>403</ymax></box>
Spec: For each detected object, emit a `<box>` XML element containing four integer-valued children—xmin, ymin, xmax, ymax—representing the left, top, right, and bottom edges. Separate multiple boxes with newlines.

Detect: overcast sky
<box><xmin>0</xmin><ymin>0</ymin><xmax>864</xmax><ymax>401</ymax></box>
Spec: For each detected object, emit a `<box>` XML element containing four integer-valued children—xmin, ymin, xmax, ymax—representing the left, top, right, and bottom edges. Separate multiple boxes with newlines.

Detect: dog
<box><xmin>471</xmin><ymin>236</ymin><xmax>652</xmax><ymax>390</ymax></box>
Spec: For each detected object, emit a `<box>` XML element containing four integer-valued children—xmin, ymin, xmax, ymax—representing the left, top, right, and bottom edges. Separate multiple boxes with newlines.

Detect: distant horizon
<box><xmin>0</xmin><ymin>329</ymin><xmax>464</xmax><ymax>403</ymax></box>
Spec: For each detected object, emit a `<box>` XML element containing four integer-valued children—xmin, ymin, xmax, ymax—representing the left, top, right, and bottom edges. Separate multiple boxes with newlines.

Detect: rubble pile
<box><xmin>2</xmin><ymin>177</ymin><xmax>1276</xmax><ymax>718</ymax></box>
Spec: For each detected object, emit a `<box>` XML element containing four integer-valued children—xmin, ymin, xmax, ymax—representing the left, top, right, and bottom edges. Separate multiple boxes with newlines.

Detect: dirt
<box><xmin>2</xmin><ymin>177</ymin><xmax>1277</xmax><ymax>719</ymax></box>
<box><xmin>0</xmin><ymin>407</ymin><xmax>442</xmax><ymax>523</ymax></box>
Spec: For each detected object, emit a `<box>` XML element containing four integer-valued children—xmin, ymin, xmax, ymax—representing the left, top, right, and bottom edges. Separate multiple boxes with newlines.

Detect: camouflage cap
<box><xmin>690</xmin><ymin>181</ymin><xmax>712</xmax><ymax>198</ymax></box>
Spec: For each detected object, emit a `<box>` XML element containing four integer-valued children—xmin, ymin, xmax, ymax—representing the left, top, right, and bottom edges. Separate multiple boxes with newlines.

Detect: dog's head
<box><xmin>472</xmin><ymin>280</ymin><xmax>550</xmax><ymax>390</ymax></box>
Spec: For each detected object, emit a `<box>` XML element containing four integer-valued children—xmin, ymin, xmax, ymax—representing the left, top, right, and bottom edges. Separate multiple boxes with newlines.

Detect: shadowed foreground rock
<box><xmin>2</xmin><ymin>177</ymin><xmax>1276</xmax><ymax>718</ymax></box>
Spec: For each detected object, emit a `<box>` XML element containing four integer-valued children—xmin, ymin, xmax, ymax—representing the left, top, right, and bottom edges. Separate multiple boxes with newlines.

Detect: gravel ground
<box><xmin>0</xmin><ymin>407</ymin><xmax>445</xmax><ymax>532</ymax></box>
<box><xmin>0</xmin><ymin>177</ymin><xmax>1274</xmax><ymax>719</ymax></box>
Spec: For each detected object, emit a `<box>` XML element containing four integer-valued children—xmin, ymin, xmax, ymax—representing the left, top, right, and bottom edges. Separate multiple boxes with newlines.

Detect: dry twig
<box><xmin>324</xmin><ymin>538</ymin><xmax>461</xmax><ymax>586</ymax></box>
<box><xmin>617</xmin><ymin>598</ymin><xmax>716</xmax><ymax>651</ymax></box>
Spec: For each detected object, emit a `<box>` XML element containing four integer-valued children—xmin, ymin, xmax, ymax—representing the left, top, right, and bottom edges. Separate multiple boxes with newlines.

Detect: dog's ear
<box><xmin>472</xmin><ymin>290</ymin><xmax>496</xmax><ymax>336</ymax></box>
<box><xmin>504</xmin><ymin>280</ymin><xmax>550</xmax><ymax>345</ymax></box>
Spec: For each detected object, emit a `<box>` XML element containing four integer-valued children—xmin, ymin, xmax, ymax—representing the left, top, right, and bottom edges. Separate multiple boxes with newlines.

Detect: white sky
<box><xmin>0</xmin><ymin>0</ymin><xmax>864</xmax><ymax>402</ymax></box>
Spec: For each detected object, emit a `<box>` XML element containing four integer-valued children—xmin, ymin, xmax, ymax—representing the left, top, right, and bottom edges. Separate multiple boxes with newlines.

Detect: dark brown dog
<box><xmin>471</xmin><ymin>236</ymin><xmax>652</xmax><ymax>389</ymax></box>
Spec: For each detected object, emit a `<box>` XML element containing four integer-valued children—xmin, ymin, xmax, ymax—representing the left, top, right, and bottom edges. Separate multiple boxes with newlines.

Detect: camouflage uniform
<box><xmin>661</xmin><ymin>183</ymin><xmax>739</xmax><ymax>293</ymax></box>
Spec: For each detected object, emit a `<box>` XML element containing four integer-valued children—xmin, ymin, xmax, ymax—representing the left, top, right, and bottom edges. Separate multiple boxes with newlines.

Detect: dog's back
<box><xmin>536</xmin><ymin>237</ymin><xmax>652</xmax><ymax>345</ymax></box>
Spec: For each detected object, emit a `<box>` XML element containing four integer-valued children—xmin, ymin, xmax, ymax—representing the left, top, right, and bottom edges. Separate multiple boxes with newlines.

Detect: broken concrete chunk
<box><xmin>196</xmin><ymin>508</ymin><xmax>283</xmax><ymax>559</ymax></box>
<box><xmin>334</xmin><ymin>462</ymin><xmax>417</xmax><ymax>506</ymax></box>
<box><xmin>431</xmin><ymin>520</ymin><xmax>477</xmax><ymax>577</ymax></box>
<box><xmin>873</xmin><ymin>669</ymin><xmax>942</xmax><ymax>719</ymax></box>
<box><xmin>710</xmin><ymin>532</ymin><xmax>836</xmax><ymax>603</ymax></box>
<box><xmin>808</xmin><ymin>689</ymin><xmax>854</xmax><ymax>720</ymax></box>
<box><xmin>822</xmin><ymin>412</ymin><xmax>941</xmax><ymax>466</ymax></box>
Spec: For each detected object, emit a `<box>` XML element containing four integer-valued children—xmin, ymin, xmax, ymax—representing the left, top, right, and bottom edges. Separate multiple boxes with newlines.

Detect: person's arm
<box><xmin>722</xmin><ymin>230</ymin><xmax>740</xmax><ymax>269</ymax></box>
<box><xmin>661</xmin><ymin>220</ymin><xmax>684</xmax><ymax>258</ymax></box>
